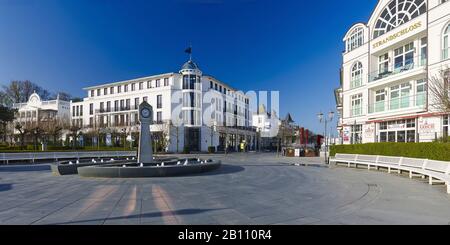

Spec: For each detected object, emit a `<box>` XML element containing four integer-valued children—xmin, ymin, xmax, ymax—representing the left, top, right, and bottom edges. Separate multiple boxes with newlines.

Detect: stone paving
<box><xmin>0</xmin><ymin>153</ymin><xmax>450</xmax><ymax>225</ymax></box>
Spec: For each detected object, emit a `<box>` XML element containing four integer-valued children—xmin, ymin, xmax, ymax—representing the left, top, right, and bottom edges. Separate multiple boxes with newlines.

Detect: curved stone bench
<box><xmin>330</xmin><ymin>154</ymin><xmax>450</xmax><ymax>194</ymax></box>
<box><xmin>77</xmin><ymin>161</ymin><xmax>222</xmax><ymax>178</ymax></box>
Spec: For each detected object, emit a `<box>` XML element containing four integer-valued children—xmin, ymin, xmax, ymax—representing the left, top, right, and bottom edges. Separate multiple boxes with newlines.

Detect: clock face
<box><xmin>141</xmin><ymin>108</ymin><xmax>150</xmax><ymax>118</ymax></box>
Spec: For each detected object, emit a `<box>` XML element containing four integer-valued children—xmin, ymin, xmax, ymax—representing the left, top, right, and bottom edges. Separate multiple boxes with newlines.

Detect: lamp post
<box><xmin>318</xmin><ymin>111</ymin><xmax>334</xmax><ymax>164</ymax></box>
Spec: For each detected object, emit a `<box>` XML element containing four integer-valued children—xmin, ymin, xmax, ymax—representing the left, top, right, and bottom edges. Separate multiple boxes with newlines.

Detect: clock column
<box><xmin>138</xmin><ymin>102</ymin><xmax>153</xmax><ymax>163</ymax></box>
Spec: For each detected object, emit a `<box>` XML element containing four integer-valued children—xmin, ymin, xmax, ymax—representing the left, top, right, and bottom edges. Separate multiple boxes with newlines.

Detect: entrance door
<box><xmin>185</xmin><ymin>128</ymin><xmax>200</xmax><ymax>152</ymax></box>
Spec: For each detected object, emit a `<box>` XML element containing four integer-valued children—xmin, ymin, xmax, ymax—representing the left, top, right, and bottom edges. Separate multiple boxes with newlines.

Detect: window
<box><xmin>346</xmin><ymin>27</ymin><xmax>364</xmax><ymax>52</ymax></box>
<box><xmin>164</xmin><ymin>78</ymin><xmax>169</xmax><ymax>86</ymax></box>
<box><xmin>373</xmin><ymin>0</ymin><xmax>427</xmax><ymax>38</ymax></box>
<box><xmin>350</xmin><ymin>62</ymin><xmax>363</xmax><ymax>88</ymax></box>
<box><xmin>100</xmin><ymin>102</ymin><xmax>104</xmax><ymax>112</ymax></box>
<box><xmin>444</xmin><ymin>115</ymin><xmax>449</xmax><ymax>138</ymax></box>
<box><xmin>80</xmin><ymin>105</ymin><xmax>83</xmax><ymax>116</ymax></box>
<box><xmin>219</xmin><ymin>85</ymin><xmax>223</xmax><ymax>93</ymax></box>
<box><xmin>131</xmin><ymin>83</ymin><xmax>135</xmax><ymax>91</ymax></box>
<box><xmin>104</xmin><ymin>88</ymin><xmax>108</xmax><ymax>95</ymax></box>
<box><xmin>156</xmin><ymin>79</ymin><xmax>161</xmax><ymax>88</ymax></box>
<box><xmin>89</xmin><ymin>103</ymin><xmax>93</xmax><ymax>115</ymax></box>
<box><xmin>379</xmin><ymin>119</ymin><xmax>416</xmax><ymax>143</ymax></box>
<box><xmin>72</xmin><ymin>106</ymin><xmax>76</xmax><ymax>117</ymax></box>
<box><xmin>378</xmin><ymin>53</ymin><xmax>389</xmax><ymax>75</ymax></box>
<box><xmin>147</xmin><ymin>81</ymin><xmax>152</xmax><ymax>89</ymax></box>
<box><xmin>444</xmin><ymin>24</ymin><xmax>450</xmax><ymax>60</ymax></box>
<box><xmin>416</xmin><ymin>79</ymin><xmax>426</xmax><ymax>106</ymax></box>
<box><xmin>114</xmin><ymin>100</ymin><xmax>119</xmax><ymax>112</ymax></box>
<box><xmin>390</xmin><ymin>83</ymin><xmax>411</xmax><ymax>110</ymax></box>
<box><xmin>106</xmin><ymin>101</ymin><xmax>111</xmax><ymax>112</ymax></box>
<box><xmin>215</xmin><ymin>83</ymin><xmax>218</xmax><ymax>90</ymax></box>
<box><xmin>351</xmin><ymin>125</ymin><xmax>362</xmax><ymax>144</ymax></box>
<box><xmin>134</xmin><ymin>98</ymin><xmax>139</xmax><ymax>109</ymax></box>
<box><xmin>117</xmin><ymin>86</ymin><xmax>122</xmax><ymax>93</ymax></box>
<box><xmin>420</xmin><ymin>37</ymin><xmax>427</xmax><ymax>66</ymax></box>
<box><xmin>139</xmin><ymin>82</ymin><xmax>143</xmax><ymax>90</ymax></box>
<box><xmin>351</xmin><ymin>94</ymin><xmax>363</xmax><ymax>116</ymax></box>
<box><xmin>210</xmin><ymin>81</ymin><xmax>213</xmax><ymax>89</ymax></box>
<box><xmin>157</xmin><ymin>95</ymin><xmax>162</xmax><ymax>109</ymax></box>
<box><xmin>183</xmin><ymin>75</ymin><xmax>199</xmax><ymax>90</ymax></box>
<box><xmin>126</xmin><ymin>99</ymin><xmax>130</xmax><ymax>110</ymax></box>
<box><xmin>124</xmin><ymin>85</ymin><xmax>128</xmax><ymax>92</ymax></box>
<box><xmin>157</xmin><ymin>112</ymin><xmax>162</xmax><ymax>123</ymax></box>
<box><xmin>90</xmin><ymin>90</ymin><xmax>94</xmax><ymax>97</ymax></box>
<box><xmin>374</xmin><ymin>89</ymin><xmax>386</xmax><ymax>112</ymax></box>
<box><xmin>120</xmin><ymin>100</ymin><xmax>124</xmax><ymax>110</ymax></box>
<box><xmin>110</xmin><ymin>87</ymin><xmax>114</xmax><ymax>94</ymax></box>
<box><xmin>394</xmin><ymin>42</ymin><xmax>414</xmax><ymax>72</ymax></box>
<box><xmin>97</xmin><ymin>89</ymin><xmax>101</xmax><ymax>96</ymax></box>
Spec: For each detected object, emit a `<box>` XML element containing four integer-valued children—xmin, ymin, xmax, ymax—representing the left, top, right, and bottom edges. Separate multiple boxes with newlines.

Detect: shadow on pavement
<box><xmin>184</xmin><ymin>164</ymin><xmax>245</xmax><ymax>177</ymax></box>
<box><xmin>0</xmin><ymin>184</ymin><xmax>12</xmax><ymax>192</ymax></box>
<box><xmin>0</xmin><ymin>165</ymin><xmax>51</xmax><ymax>172</ymax></box>
<box><xmin>49</xmin><ymin>208</ymin><xmax>226</xmax><ymax>225</ymax></box>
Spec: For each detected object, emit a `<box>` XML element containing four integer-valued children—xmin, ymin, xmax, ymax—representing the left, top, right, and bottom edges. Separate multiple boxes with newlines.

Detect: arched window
<box><xmin>373</xmin><ymin>0</ymin><xmax>427</xmax><ymax>39</ymax></box>
<box><xmin>351</xmin><ymin>62</ymin><xmax>363</xmax><ymax>89</ymax></box>
<box><xmin>346</xmin><ymin>27</ymin><xmax>364</xmax><ymax>52</ymax></box>
<box><xmin>444</xmin><ymin>24</ymin><xmax>450</xmax><ymax>60</ymax></box>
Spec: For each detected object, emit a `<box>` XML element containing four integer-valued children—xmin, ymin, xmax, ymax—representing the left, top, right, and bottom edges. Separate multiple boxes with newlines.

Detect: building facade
<box><xmin>13</xmin><ymin>92</ymin><xmax>71</xmax><ymax>128</ymax></box>
<box><xmin>336</xmin><ymin>0</ymin><xmax>450</xmax><ymax>144</ymax></box>
<box><xmin>71</xmin><ymin>59</ymin><xmax>256</xmax><ymax>152</ymax></box>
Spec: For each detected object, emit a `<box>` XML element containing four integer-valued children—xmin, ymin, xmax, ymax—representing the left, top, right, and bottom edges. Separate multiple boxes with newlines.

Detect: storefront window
<box><xmin>378</xmin><ymin>119</ymin><xmax>416</xmax><ymax>143</ymax></box>
<box><xmin>351</xmin><ymin>125</ymin><xmax>362</xmax><ymax>144</ymax></box>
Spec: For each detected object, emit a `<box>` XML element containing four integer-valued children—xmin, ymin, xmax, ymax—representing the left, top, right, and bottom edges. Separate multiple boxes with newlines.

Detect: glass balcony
<box><xmin>369</xmin><ymin>55</ymin><xmax>426</xmax><ymax>83</ymax></box>
<box><xmin>368</xmin><ymin>93</ymin><xmax>426</xmax><ymax>114</ymax></box>
<box><xmin>350</xmin><ymin>106</ymin><xmax>362</xmax><ymax>117</ymax></box>
<box><xmin>350</xmin><ymin>77</ymin><xmax>363</xmax><ymax>89</ymax></box>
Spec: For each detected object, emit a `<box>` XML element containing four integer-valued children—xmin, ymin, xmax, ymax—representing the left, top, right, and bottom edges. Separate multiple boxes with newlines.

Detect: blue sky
<box><xmin>0</xmin><ymin>0</ymin><xmax>377</xmax><ymax>134</ymax></box>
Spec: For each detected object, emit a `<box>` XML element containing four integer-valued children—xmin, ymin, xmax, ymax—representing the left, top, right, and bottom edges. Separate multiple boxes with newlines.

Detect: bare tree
<box><xmin>2</xmin><ymin>80</ymin><xmax>51</xmax><ymax>103</ymax></box>
<box><xmin>429</xmin><ymin>70</ymin><xmax>450</xmax><ymax>113</ymax></box>
<box><xmin>169</xmin><ymin>120</ymin><xmax>181</xmax><ymax>153</ymax></box>
<box><xmin>15</xmin><ymin>123</ymin><xmax>27</xmax><ymax>148</ymax></box>
<box><xmin>153</xmin><ymin>122</ymin><xmax>170</xmax><ymax>153</ymax></box>
<box><xmin>40</xmin><ymin>117</ymin><xmax>70</xmax><ymax>145</ymax></box>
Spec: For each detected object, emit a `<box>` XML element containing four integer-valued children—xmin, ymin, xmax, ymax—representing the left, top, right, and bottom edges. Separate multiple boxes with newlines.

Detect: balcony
<box><xmin>368</xmin><ymin>93</ymin><xmax>426</xmax><ymax>114</ymax></box>
<box><xmin>350</xmin><ymin>77</ymin><xmax>363</xmax><ymax>89</ymax></box>
<box><xmin>369</xmin><ymin>55</ymin><xmax>426</xmax><ymax>83</ymax></box>
<box><xmin>95</xmin><ymin>106</ymin><xmax>138</xmax><ymax>114</ymax></box>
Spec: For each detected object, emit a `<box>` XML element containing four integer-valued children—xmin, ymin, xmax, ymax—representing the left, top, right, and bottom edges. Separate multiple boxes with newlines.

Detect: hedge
<box><xmin>330</xmin><ymin>143</ymin><xmax>450</xmax><ymax>161</ymax></box>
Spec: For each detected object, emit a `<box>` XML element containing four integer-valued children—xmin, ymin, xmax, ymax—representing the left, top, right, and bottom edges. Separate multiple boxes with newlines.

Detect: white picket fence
<box><xmin>0</xmin><ymin>151</ymin><xmax>136</xmax><ymax>164</ymax></box>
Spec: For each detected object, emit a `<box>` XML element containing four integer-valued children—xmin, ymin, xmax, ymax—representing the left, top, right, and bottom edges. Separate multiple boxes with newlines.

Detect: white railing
<box><xmin>0</xmin><ymin>151</ymin><xmax>136</xmax><ymax>165</ymax></box>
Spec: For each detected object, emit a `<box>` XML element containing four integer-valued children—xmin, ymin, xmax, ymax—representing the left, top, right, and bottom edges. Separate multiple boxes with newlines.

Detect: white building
<box><xmin>71</xmin><ymin>59</ymin><xmax>256</xmax><ymax>152</ymax></box>
<box><xmin>336</xmin><ymin>0</ymin><xmax>450</xmax><ymax>144</ymax></box>
<box><xmin>13</xmin><ymin>92</ymin><xmax>71</xmax><ymax>127</ymax></box>
<box><xmin>252</xmin><ymin>104</ymin><xmax>281</xmax><ymax>150</ymax></box>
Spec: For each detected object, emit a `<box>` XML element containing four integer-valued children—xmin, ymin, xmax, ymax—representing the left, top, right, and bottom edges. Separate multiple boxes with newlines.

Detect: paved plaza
<box><xmin>0</xmin><ymin>153</ymin><xmax>450</xmax><ymax>225</ymax></box>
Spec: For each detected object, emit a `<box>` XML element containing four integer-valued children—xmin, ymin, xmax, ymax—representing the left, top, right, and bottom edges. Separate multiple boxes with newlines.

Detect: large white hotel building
<box><xmin>336</xmin><ymin>0</ymin><xmax>450</xmax><ymax>144</ymax></box>
<box><xmin>70</xmin><ymin>59</ymin><xmax>256</xmax><ymax>152</ymax></box>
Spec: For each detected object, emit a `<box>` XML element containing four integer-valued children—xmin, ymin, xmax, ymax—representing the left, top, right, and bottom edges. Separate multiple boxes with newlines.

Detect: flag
<box><xmin>185</xmin><ymin>47</ymin><xmax>192</xmax><ymax>54</ymax></box>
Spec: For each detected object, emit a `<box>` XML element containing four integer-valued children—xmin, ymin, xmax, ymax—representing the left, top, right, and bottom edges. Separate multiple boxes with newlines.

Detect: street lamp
<box><xmin>318</xmin><ymin>111</ymin><xmax>334</xmax><ymax>164</ymax></box>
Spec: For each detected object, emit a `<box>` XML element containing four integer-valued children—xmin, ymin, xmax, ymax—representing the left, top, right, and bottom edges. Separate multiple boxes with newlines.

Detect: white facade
<box><xmin>337</xmin><ymin>0</ymin><xmax>450</xmax><ymax>144</ymax></box>
<box><xmin>13</xmin><ymin>92</ymin><xmax>71</xmax><ymax>127</ymax></box>
<box><xmin>71</xmin><ymin>60</ymin><xmax>256</xmax><ymax>152</ymax></box>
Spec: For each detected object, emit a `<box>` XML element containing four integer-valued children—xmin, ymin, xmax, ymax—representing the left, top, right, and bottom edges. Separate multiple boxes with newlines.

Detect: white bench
<box><xmin>330</xmin><ymin>154</ymin><xmax>450</xmax><ymax>194</ymax></box>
